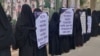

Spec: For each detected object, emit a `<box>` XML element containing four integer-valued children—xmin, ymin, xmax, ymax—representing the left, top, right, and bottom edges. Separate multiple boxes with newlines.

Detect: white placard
<box><xmin>80</xmin><ymin>12</ymin><xmax>86</xmax><ymax>34</ymax></box>
<box><xmin>87</xmin><ymin>16</ymin><xmax>92</xmax><ymax>33</ymax></box>
<box><xmin>59</xmin><ymin>8</ymin><xmax>74</xmax><ymax>35</ymax></box>
<box><xmin>36</xmin><ymin>12</ymin><xmax>49</xmax><ymax>48</ymax></box>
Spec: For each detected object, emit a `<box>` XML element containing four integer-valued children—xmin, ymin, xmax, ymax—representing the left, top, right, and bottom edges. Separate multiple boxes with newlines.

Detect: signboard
<box><xmin>80</xmin><ymin>12</ymin><xmax>86</xmax><ymax>34</ymax></box>
<box><xmin>59</xmin><ymin>8</ymin><xmax>74</xmax><ymax>35</ymax></box>
<box><xmin>36</xmin><ymin>12</ymin><xmax>49</xmax><ymax>48</ymax></box>
<box><xmin>87</xmin><ymin>16</ymin><xmax>92</xmax><ymax>33</ymax></box>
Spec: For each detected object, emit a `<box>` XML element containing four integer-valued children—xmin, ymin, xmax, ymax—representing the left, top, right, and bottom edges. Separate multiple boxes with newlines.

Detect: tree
<box><xmin>0</xmin><ymin>0</ymin><xmax>3</xmax><ymax>3</ymax></box>
<box><xmin>80</xmin><ymin>0</ymin><xmax>86</xmax><ymax>6</ymax></box>
<box><xmin>44</xmin><ymin>0</ymin><xmax>50</xmax><ymax>8</ymax></box>
<box><xmin>55</xmin><ymin>0</ymin><xmax>61</xmax><ymax>11</ymax></box>
<box><xmin>0</xmin><ymin>0</ymin><xmax>5</xmax><ymax>6</ymax></box>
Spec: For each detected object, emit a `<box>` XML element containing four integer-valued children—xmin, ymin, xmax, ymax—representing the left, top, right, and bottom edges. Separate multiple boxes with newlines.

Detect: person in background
<box><xmin>32</xmin><ymin>8</ymin><xmax>47</xmax><ymax>56</ymax></box>
<box><xmin>86</xmin><ymin>8</ymin><xmax>92</xmax><ymax>42</ymax></box>
<box><xmin>91</xmin><ymin>10</ymin><xmax>98</xmax><ymax>37</ymax></box>
<box><xmin>73</xmin><ymin>9</ymin><xmax>83</xmax><ymax>47</ymax></box>
<box><xmin>0</xmin><ymin>3</ymin><xmax>13</xmax><ymax>56</ymax></box>
<box><xmin>49</xmin><ymin>12</ymin><xmax>62</xmax><ymax>56</ymax></box>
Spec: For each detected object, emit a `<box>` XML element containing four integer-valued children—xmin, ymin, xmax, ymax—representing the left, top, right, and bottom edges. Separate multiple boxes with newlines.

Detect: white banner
<box><xmin>36</xmin><ymin>12</ymin><xmax>49</xmax><ymax>48</ymax></box>
<box><xmin>87</xmin><ymin>16</ymin><xmax>92</xmax><ymax>33</ymax></box>
<box><xmin>80</xmin><ymin>12</ymin><xmax>86</xmax><ymax>34</ymax></box>
<box><xmin>59</xmin><ymin>8</ymin><xmax>74</xmax><ymax>35</ymax></box>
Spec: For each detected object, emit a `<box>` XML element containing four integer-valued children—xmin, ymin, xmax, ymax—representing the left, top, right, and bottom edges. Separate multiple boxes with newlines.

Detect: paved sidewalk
<box><xmin>62</xmin><ymin>36</ymin><xmax>100</xmax><ymax>56</ymax></box>
<box><xmin>12</xmin><ymin>36</ymin><xmax>100</xmax><ymax>56</ymax></box>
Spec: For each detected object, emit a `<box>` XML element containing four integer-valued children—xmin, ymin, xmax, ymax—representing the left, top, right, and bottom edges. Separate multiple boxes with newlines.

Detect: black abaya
<box><xmin>59</xmin><ymin>8</ymin><xmax>75</xmax><ymax>53</ymax></box>
<box><xmin>73</xmin><ymin>9</ymin><xmax>83</xmax><ymax>47</ymax></box>
<box><xmin>49</xmin><ymin>12</ymin><xmax>62</xmax><ymax>55</ymax></box>
<box><xmin>91</xmin><ymin>11</ymin><xmax>98</xmax><ymax>37</ymax></box>
<box><xmin>15</xmin><ymin>4</ymin><xmax>35</xmax><ymax>56</ymax></box>
<box><xmin>32</xmin><ymin>8</ymin><xmax>47</xmax><ymax>56</ymax></box>
<box><xmin>0</xmin><ymin>3</ymin><xmax>13</xmax><ymax>56</ymax></box>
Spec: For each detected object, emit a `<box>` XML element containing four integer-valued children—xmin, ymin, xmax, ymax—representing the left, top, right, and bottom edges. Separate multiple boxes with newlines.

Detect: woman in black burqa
<box><xmin>86</xmin><ymin>8</ymin><xmax>92</xmax><ymax>42</ymax></box>
<box><xmin>49</xmin><ymin>12</ymin><xmax>62</xmax><ymax>56</ymax></box>
<box><xmin>14</xmin><ymin>4</ymin><xmax>36</xmax><ymax>56</ymax></box>
<box><xmin>91</xmin><ymin>11</ymin><xmax>98</xmax><ymax>37</ymax></box>
<box><xmin>95</xmin><ymin>11</ymin><xmax>100</xmax><ymax>35</ymax></box>
<box><xmin>0</xmin><ymin>3</ymin><xmax>13</xmax><ymax>56</ymax></box>
<box><xmin>59</xmin><ymin>8</ymin><xmax>75</xmax><ymax>53</ymax></box>
<box><xmin>81</xmin><ymin>9</ymin><xmax>87</xmax><ymax>43</ymax></box>
<box><xmin>73</xmin><ymin>9</ymin><xmax>83</xmax><ymax>47</ymax></box>
<box><xmin>32</xmin><ymin>8</ymin><xmax>47</xmax><ymax>56</ymax></box>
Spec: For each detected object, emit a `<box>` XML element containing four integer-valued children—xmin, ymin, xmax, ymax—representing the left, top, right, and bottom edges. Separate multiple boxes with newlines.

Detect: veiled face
<box><xmin>21</xmin><ymin>4</ymin><xmax>32</xmax><ymax>16</ymax></box>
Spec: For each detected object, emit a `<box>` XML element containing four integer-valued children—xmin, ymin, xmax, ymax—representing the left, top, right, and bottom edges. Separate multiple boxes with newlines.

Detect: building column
<box><xmin>90</xmin><ymin>0</ymin><xmax>96</xmax><ymax>10</ymax></box>
<box><xmin>75</xmin><ymin>0</ymin><xmax>80</xmax><ymax>9</ymax></box>
<box><xmin>68</xmin><ymin>0</ymin><xmax>75</xmax><ymax>8</ymax></box>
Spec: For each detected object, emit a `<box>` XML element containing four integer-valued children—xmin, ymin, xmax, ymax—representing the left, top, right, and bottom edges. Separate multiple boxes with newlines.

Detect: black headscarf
<box><xmin>16</xmin><ymin>4</ymin><xmax>34</xmax><ymax>28</ymax></box>
<box><xmin>33</xmin><ymin>8</ymin><xmax>42</xmax><ymax>19</ymax></box>
<box><xmin>86</xmin><ymin>8</ymin><xmax>91</xmax><ymax>16</ymax></box>
<box><xmin>34</xmin><ymin>8</ymin><xmax>42</xmax><ymax>12</ymax></box>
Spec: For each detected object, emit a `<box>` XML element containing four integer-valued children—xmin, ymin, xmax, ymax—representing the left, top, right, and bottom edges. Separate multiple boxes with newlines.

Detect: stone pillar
<box><xmin>90</xmin><ymin>0</ymin><xmax>96</xmax><ymax>10</ymax></box>
<box><xmin>95</xmin><ymin>0</ymin><xmax>100</xmax><ymax>10</ymax></box>
<box><xmin>76</xmin><ymin>0</ymin><xmax>80</xmax><ymax>9</ymax></box>
<box><xmin>68</xmin><ymin>0</ymin><xmax>75</xmax><ymax>8</ymax></box>
<box><xmin>62</xmin><ymin>0</ymin><xmax>68</xmax><ymax>8</ymax></box>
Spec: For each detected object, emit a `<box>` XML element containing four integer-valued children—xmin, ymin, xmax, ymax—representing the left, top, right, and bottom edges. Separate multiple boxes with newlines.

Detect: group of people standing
<box><xmin>0</xmin><ymin>4</ymin><xmax>47</xmax><ymax>56</ymax></box>
<box><xmin>49</xmin><ymin>8</ymin><xmax>92</xmax><ymax>56</ymax></box>
<box><xmin>0</xmin><ymin>3</ymin><xmax>98</xmax><ymax>56</ymax></box>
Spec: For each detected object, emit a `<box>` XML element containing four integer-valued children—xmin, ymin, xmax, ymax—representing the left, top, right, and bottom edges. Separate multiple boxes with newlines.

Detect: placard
<box><xmin>36</xmin><ymin>12</ymin><xmax>49</xmax><ymax>48</ymax></box>
<box><xmin>80</xmin><ymin>12</ymin><xmax>86</xmax><ymax>34</ymax></box>
<box><xmin>59</xmin><ymin>8</ymin><xmax>74</xmax><ymax>35</ymax></box>
<box><xmin>87</xmin><ymin>16</ymin><xmax>92</xmax><ymax>33</ymax></box>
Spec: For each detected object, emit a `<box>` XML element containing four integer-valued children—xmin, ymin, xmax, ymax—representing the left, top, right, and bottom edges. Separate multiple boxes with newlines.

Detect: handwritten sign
<box><xmin>36</xmin><ymin>12</ymin><xmax>49</xmax><ymax>48</ymax></box>
<box><xmin>87</xmin><ymin>16</ymin><xmax>92</xmax><ymax>33</ymax></box>
<box><xmin>80</xmin><ymin>12</ymin><xmax>86</xmax><ymax>34</ymax></box>
<box><xmin>59</xmin><ymin>8</ymin><xmax>74</xmax><ymax>35</ymax></box>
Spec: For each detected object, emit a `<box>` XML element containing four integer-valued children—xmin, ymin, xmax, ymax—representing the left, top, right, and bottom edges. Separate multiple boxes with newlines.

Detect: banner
<box><xmin>36</xmin><ymin>12</ymin><xmax>49</xmax><ymax>48</ymax></box>
<box><xmin>59</xmin><ymin>8</ymin><xmax>74</xmax><ymax>35</ymax></box>
<box><xmin>80</xmin><ymin>12</ymin><xmax>86</xmax><ymax>34</ymax></box>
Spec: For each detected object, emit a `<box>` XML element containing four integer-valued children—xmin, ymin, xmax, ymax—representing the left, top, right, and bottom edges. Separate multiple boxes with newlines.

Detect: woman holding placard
<box><xmin>32</xmin><ymin>8</ymin><xmax>48</xmax><ymax>56</ymax></box>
